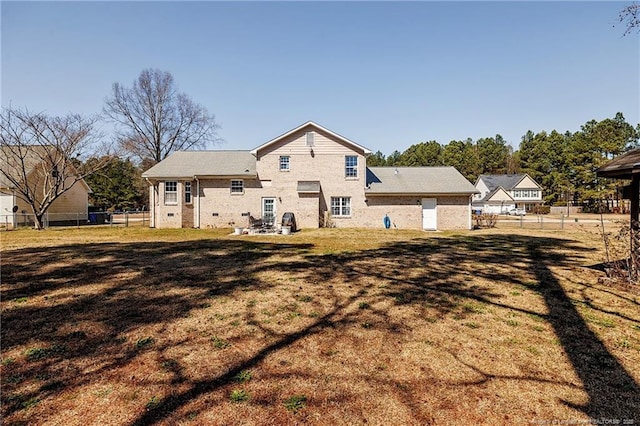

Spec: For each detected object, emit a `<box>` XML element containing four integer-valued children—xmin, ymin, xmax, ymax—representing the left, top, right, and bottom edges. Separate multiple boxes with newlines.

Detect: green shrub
<box><xmin>135</xmin><ymin>337</ymin><xmax>154</xmax><ymax>349</ymax></box>
<box><xmin>230</xmin><ymin>389</ymin><xmax>249</xmax><ymax>403</ymax></box>
<box><xmin>233</xmin><ymin>370</ymin><xmax>252</xmax><ymax>383</ymax></box>
<box><xmin>284</xmin><ymin>394</ymin><xmax>307</xmax><ymax>413</ymax></box>
<box><xmin>533</xmin><ymin>205</ymin><xmax>550</xmax><ymax>214</ymax></box>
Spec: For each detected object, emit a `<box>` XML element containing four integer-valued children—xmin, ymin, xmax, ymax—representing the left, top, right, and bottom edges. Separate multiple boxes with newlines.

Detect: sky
<box><xmin>1</xmin><ymin>1</ymin><xmax>639</xmax><ymax>155</ymax></box>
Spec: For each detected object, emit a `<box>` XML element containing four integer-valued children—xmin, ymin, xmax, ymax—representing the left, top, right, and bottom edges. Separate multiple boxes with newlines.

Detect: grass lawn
<box><xmin>1</xmin><ymin>226</ymin><xmax>639</xmax><ymax>425</ymax></box>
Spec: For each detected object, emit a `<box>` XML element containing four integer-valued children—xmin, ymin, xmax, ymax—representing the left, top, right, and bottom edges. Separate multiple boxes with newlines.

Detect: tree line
<box><xmin>367</xmin><ymin>112</ymin><xmax>640</xmax><ymax>207</ymax></box>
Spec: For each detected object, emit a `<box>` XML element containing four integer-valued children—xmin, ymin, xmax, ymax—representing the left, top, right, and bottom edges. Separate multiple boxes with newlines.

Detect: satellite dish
<box><xmin>12</xmin><ymin>205</ymin><xmax>18</xmax><ymax>213</ymax></box>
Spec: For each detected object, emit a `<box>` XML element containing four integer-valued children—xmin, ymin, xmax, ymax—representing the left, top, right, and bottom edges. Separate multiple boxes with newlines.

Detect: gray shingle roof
<box><xmin>142</xmin><ymin>151</ymin><xmax>257</xmax><ymax>179</ymax></box>
<box><xmin>366</xmin><ymin>167</ymin><xmax>478</xmax><ymax>195</ymax></box>
<box><xmin>477</xmin><ymin>174</ymin><xmax>532</xmax><ymax>190</ymax></box>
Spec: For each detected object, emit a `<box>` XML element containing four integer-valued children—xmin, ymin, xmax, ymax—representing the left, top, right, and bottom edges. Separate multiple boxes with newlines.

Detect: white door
<box><xmin>0</xmin><ymin>192</ymin><xmax>16</xmax><ymax>227</ymax></box>
<box><xmin>262</xmin><ymin>197</ymin><xmax>276</xmax><ymax>225</ymax></box>
<box><xmin>422</xmin><ymin>198</ymin><xmax>437</xmax><ymax>230</ymax></box>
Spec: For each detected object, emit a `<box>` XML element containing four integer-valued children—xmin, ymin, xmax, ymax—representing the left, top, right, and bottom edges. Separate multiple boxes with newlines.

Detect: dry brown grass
<box><xmin>1</xmin><ymin>225</ymin><xmax>639</xmax><ymax>425</ymax></box>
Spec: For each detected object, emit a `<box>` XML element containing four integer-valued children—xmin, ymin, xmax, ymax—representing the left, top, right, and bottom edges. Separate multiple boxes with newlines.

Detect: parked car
<box><xmin>508</xmin><ymin>208</ymin><xmax>526</xmax><ymax>216</ymax></box>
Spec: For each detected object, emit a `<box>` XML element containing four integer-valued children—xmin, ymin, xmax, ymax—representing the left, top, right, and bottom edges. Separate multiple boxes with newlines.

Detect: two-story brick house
<box><xmin>472</xmin><ymin>174</ymin><xmax>543</xmax><ymax>214</ymax></box>
<box><xmin>142</xmin><ymin>121</ymin><xmax>479</xmax><ymax>230</ymax></box>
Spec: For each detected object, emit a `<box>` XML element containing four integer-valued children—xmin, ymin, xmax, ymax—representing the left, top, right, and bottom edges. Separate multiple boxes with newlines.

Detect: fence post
<box><xmin>520</xmin><ymin>215</ymin><xmax>523</xmax><ymax>228</ymax></box>
<box><xmin>561</xmin><ymin>214</ymin><xmax>564</xmax><ymax>230</ymax></box>
<box><xmin>76</xmin><ymin>213</ymin><xmax>80</xmax><ymax>228</ymax></box>
<box><xmin>125</xmin><ymin>211</ymin><xmax>129</xmax><ymax>227</ymax></box>
<box><xmin>540</xmin><ymin>215</ymin><xmax>543</xmax><ymax>229</ymax></box>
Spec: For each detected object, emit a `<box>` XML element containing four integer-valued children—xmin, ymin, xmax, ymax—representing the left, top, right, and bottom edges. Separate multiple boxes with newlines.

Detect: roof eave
<box><xmin>365</xmin><ymin>191</ymin><xmax>479</xmax><ymax>196</ymax></box>
<box><xmin>143</xmin><ymin>173</ymin><xmax>258</xmax><ymax>180</ymax></box>
<box><xmin>596</xmin><ymin>166</ymin><xmax>640</xmax><ymax>180</ymax></box>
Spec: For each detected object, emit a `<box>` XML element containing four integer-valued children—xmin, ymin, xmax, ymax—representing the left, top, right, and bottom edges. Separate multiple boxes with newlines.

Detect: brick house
<box><xmin>142</xmin><ymin>121</ymin><xmax>478</xmax><ymax>230</ymax></box>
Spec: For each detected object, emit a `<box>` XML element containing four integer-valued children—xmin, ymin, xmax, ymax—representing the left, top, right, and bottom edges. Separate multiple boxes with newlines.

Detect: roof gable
<box><xmin>1</xmin><ymin>145</ymin><xmax>91</xmax><ymax>192</ymax></box>
<box><xmin>513</xmin><ymin>175</ymin><xmax>542</xmax><ymax>189</ymax></box>
<box><xmin>483</xmin><ymin>187</ymin><xmax>514</xmax><ymax>202</ymax></box>
<box><xmin>250</xmin><ymin>121</ymin><xmax>372</xmax><ymax>156</ymax></box>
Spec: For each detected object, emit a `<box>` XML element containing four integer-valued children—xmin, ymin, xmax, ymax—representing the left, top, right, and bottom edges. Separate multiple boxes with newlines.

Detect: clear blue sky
<box><xmin>2</xmin><ymin>1</ymin><xmax>638</xmax><ymax>154</ymax></box>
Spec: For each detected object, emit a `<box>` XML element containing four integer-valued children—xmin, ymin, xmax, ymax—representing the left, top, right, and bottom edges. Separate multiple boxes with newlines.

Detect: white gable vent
<box><xmin>306</xmin><ymin>131</ymin><xmax>315</xmax><ymax>147</ymax></box>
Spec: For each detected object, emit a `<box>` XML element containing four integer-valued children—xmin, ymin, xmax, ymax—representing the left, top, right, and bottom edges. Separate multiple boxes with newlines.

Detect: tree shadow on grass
<box><xmin>526</xmin><ymin>240</ymin><xmax>640</xmax><ymax>419</ymax></box>
<box><xmin>1</xmin><ymin>233</ymin><xmax>638</xmax><ymax>423</ymax></box>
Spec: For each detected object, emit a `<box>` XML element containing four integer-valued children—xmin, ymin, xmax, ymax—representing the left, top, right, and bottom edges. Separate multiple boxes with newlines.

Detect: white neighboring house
<box><xmin>472</xmin><ymin>174</ymin><xmax>543</xmax><ymax>214</ymax></box>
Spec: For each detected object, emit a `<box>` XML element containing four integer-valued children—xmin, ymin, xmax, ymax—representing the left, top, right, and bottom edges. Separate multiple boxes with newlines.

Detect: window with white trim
<box><xmin>279</xmin><ymin>156</ymin><xmax>290</xmax><ymax>171</ymax></box>
<box><xmin>231</xmin><ymin>180</ymin><xmax>244</xmax><ymax>194</ymax></box>
<box><xmin>164</xmin><ymin>181</ymin><xmax>177</xmax><ymax>205</ymax></box>
<box><xmin>345</xmin><ymin>156</ymin><xmax>358</xmax><ymax>178</ymax></box>
<box><xmin>331</xmin><ymin>197</ymin><xmax>351</xmax><ymax>217</ymax></box>
<box><xmin>184</xmin><ymin>181</ymin><xmax>192</xmax><ymax>204</ymax></box>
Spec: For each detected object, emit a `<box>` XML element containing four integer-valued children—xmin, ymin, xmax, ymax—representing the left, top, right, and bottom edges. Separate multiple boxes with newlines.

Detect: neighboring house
<box><xmin>0</xmin><ymin>146</ymin><xmax>91</xmax><ymax>228</ymax></box>
<box><xmin>472</xmin><ymin>174</ymin><xmax>543</xmax><ymax>214</ymax></box>
<box><xmin>142</xmin><ymin>121</ymin><xmax>479</xmax><ymax>230</ymax></box>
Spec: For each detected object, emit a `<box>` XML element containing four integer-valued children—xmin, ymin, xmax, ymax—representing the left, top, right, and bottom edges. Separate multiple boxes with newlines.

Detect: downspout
<box><xmin>194</xmin><ymin>176</ymin><xmax>200</xmax><ymax>229</ymax></box>
<box><xmin>12</xmin><ymin>189</ymin><xmax>17</xmax><ymax>229</ymax></box>
<box><xmin>469</xmin><ymin>194</ymin><xmax>473</xmax><ymax>230</ymax></box>
<box><xmin>145</xmin><ymin>178</ymin><xmax>155</xmax><ymax>228</ymax></box>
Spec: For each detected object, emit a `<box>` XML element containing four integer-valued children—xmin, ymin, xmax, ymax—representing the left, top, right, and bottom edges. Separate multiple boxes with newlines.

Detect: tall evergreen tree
<box><xmin>519</xmin><ymin>130</ymin><xmax>570</xmax><ymax>204</ymax></box>
<box><xmin>83</xmin><ymin>157</ymin><xmax>145</xmax><ymax>211</ymax></box>
<box><xmin>400</xmin><ymin>141</ymin><xmax>443</xmax><ymax>166</ymax></box>
<box><xmin>566</xmin><ymin>113</ymin><xmax>639</xmax><ymax>207</ymax></box>
<box><xmin>442</xmin><ymin>138</ymin><xmax>479</xmax><ymax>182</ymax></box>
<box><xmin>476</xmin><ymin>134</ymin><xmax>510</xmax><ymax>175</ymax></box>
<box><xmin>366</xmin><ymin>150</ymin><xmax>387</xmax><ymax>166</ymax></box>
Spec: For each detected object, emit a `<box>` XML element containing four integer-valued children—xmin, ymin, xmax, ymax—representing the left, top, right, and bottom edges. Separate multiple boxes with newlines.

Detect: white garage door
<box><xmin>422</xmin><ymin>198</ymin><xmax>437</xmax><ymax>230</ymax></box>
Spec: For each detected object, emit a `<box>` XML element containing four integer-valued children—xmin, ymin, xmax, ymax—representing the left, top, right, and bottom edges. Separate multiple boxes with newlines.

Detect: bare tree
<box><xmin>103</xmin><ymin>69</ymin><xmax>219</xmax><ymax>164</ymax></box>
<box><xmin>618</xmin><ymin>2</ymin><xmax>640</xmax><ymax>35</ymax></box>
<box><xmin>0</xmin><ymin>107</ymin><xmax>111</xmax><ymax>229</ymax></box>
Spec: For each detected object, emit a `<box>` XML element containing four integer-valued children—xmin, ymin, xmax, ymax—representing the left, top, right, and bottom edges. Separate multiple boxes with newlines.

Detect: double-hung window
<box><xmin>331</xmin><ymin>197</ymin><xmax>351</xmax><ymax>217</ymax></box>
<box><xmin>184</xmin><ymin>181</ymin><xmax>192</xmax><ymax>204</ymax></box>
<box><xmin>164</xmin><ymin>181</ymin><xmax>178</xmax><ymax>205</ymax></box>
<box><xmin>231</xmin><ymin>180</ymin><xmax>244</xmax><ymax>194</ymax></box>
<box><xmin>345</xmin><ymin>156</ymin><xmax>358</xmax><ymax>178</ymax></box>
<box><xmin>279</xmin><ymin>156</ymin><xmax>290</xmax><ymax>171</ymax></box>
